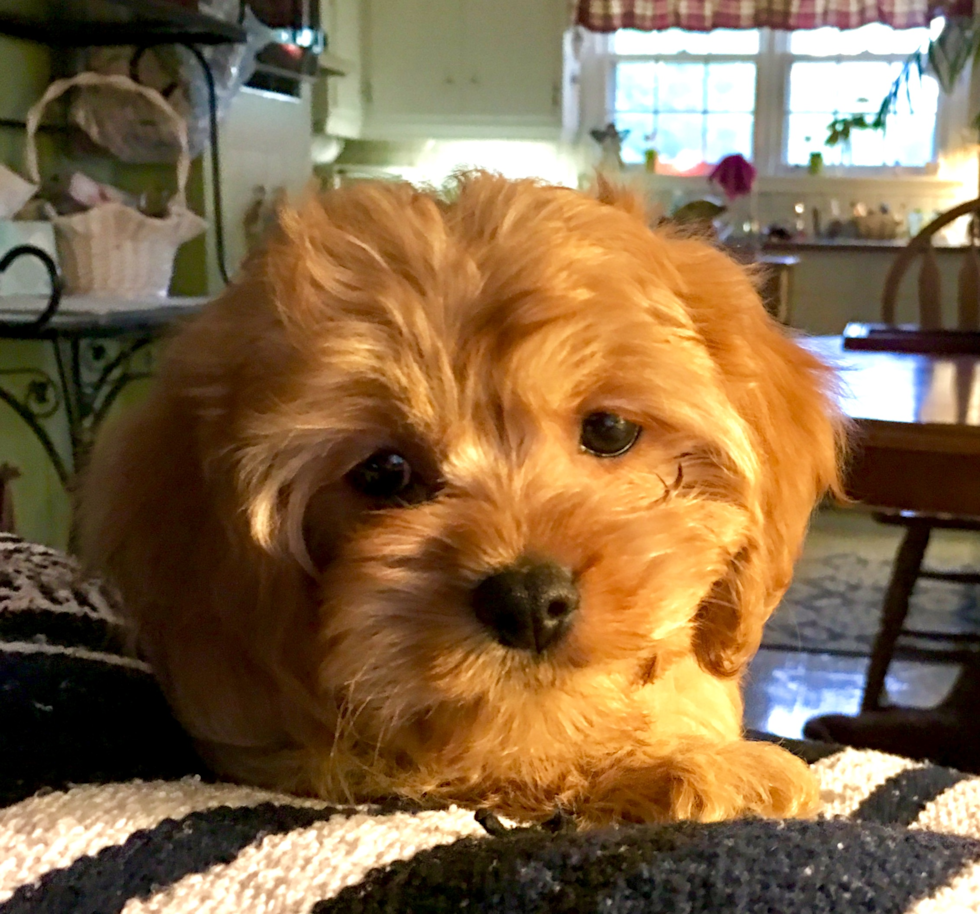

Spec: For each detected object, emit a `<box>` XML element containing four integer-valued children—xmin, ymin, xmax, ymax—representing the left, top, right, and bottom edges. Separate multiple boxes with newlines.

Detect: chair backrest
<box><xmin>881</xmin><ymin>197</ymin><xmax>980</xmax><ymax>330</ymax></box>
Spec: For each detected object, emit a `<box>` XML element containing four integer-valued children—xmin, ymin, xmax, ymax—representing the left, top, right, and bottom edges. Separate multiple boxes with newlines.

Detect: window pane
<box><xmin>656</xmin><ymin>29</ymin><xmax>711</xmax><ymax>54</ymax></box>
<box><xmin>788</xmin><ymin>26</ymin><xmax>836</xmax><ymax>56</ymax></box>
<box><xmin>703</xmin><ymin>29</ymin><xmax>760</xmax><ymax>54</ymax></box>
<box><xmin>611</xmin><ymin>34</ymin><xmax>759</xmax><ymax>173</ymax></box>
<box><xmin>706</xmin><ymin>62</ymin><xmax>755</xmax><ymax>112</ymax></box>
<box><xmin>848</xmin><ymin>124</ymin><xmax>887</xmax><ymax>165</ymax></box>
<box><xmin>882</xmin><ymin>114</ymin><xmax>936</xmax><ymax>165</ymax></box>
<box><xmin>656</xmin><ymin>113</ymin><xmax>704</xmax><ymax>170</ymax></box>
<box><xmin>612</xmin><ymin>29</ymin><xmax>662</xmax><ymax>55</ymax></box>
<box><xmin>790</xmin><ymin>21</ymin><xmax>933</xmax><ymax>56</ymax></box>
<box><xmin>613</xmin><ymin>113</ymin><xmax>655</xmax><ymax>164</ymax></box>
<box><xmin>834</xmin><ymin>61</ymin><xmax>901</xmax><ymax>112</ymax></box>
<box><xmin>789</xmin><ymin>61</ymin><xmax>841</xmax><ymax>113</ymax></box>
<box><xmin>658</xmin><ymin>28</ymin><xmax>759</xmax><ymax>54</ymax></box>
<box><xmin>789</xmin><ymin>60</ymin><xmax>908</xmax><ymax>114</ymax></box>
<box><xmin>704</xmin><ymin>113</ymin><xmax>753</xmax><ymax>162</ymax></box>
<box><xmin>785</xmin><ymin>62</ymin><xmax>938</xmax><ymax>166</ymax></box>
<box><xmin>613</xmin><ymin>27</ymin><xmax>759</xmax><ymax>56</ymax></box>
<box><xmin>785</xmin><ymin>113</ymin><xmax>832</xmax><ymax>165</ymax></box>
<box><xmin>658</xmin><ymin>62</ymin><xmax>704</xmax><ymax>112</ymax></box>
<box><xmin>615</xmin><ymin>62</ymin><xmax>656</xmax><ymax>111</ymax></box>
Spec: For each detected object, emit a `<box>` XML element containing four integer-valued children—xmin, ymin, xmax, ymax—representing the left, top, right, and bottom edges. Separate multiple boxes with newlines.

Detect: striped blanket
<box><xmin>4</xmin><ymin>532</ymin><xmax>980</xmax><ymax>913</ymax></box>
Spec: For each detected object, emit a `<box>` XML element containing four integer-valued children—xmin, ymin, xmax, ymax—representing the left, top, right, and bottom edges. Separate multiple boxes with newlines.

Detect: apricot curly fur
<box><xmin>78</xmin><ymin>172</ymin><xmax>844</xmax><ymax>826</ymax></box>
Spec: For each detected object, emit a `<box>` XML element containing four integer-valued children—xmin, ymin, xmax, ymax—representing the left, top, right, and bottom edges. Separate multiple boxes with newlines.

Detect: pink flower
<box><xmin>709</xmin><ymin>154</ymin><xmax>757</xmax><ymax>201</ymax></box>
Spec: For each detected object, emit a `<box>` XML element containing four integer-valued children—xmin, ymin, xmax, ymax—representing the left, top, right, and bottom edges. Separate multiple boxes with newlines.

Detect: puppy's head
<box><xmin>84</xmin><ymin>173</ymin><xmax>842</xmax><ymax>795</ymax></box>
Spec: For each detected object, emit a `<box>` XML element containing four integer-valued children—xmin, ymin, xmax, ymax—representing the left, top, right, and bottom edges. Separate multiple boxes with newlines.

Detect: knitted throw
<box><xmin>3</xmin><ymin>532</ymin><xmax>980</xmax><ymax>913</ymax></box>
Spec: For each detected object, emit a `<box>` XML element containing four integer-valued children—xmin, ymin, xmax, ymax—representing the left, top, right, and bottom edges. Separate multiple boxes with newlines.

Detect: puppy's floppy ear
<box><xmin>665</xmin><ymin>239</ymin><xmax>846</xmax><ymax>677</ymax></box>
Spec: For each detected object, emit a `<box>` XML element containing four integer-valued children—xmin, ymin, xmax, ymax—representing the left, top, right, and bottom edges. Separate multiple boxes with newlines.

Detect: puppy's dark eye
<box><xmin>580</xmin><ymin>411</ymin><xmax>641</xmax><ymax>457</ymax></box>
<box><xmin>347</xmin><ymin>450</ymin><xmax>413</xmax><ymax>501</ymax></box>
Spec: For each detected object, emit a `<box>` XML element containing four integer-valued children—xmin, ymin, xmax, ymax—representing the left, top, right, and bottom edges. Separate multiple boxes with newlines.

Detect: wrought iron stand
<box><xmin>0</xmin><ymin>244</ymin><xmax>194</xmax><ymax>486</ymax></box>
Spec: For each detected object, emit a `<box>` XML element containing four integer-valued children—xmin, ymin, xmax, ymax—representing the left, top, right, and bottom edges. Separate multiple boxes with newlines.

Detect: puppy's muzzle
<box><xmin>471</xmin><ymin>558</ymin><xmax>578</xmax><ymax>654</ymax></box>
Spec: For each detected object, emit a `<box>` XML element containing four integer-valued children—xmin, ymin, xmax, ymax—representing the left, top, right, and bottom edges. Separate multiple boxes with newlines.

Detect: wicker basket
<box><xmin>25</xmin><ymin>73</ymin><xmax>206</xmax><ymax>299</ymax></box>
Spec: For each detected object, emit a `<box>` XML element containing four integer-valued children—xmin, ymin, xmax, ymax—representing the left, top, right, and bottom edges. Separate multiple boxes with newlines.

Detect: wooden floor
<box><xmin>742</xmin><ymin>506</ymin><xmax>980</xmax><ymax>737</ymax></box>
<box><xmin>743</xmin><ymin>648</ymin><xmax>960</xmax><ymax>737</ymax></box>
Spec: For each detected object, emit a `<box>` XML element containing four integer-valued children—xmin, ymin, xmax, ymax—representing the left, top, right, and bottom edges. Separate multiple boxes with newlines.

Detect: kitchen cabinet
<box><xmin>362</xmin><ymin>0</ymin><xmax>567</xmax><ymax>139</ymax></box>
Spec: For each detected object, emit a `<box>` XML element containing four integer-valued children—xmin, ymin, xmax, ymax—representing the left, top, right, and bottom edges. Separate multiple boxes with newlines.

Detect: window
<box><xmin>612</xmin><ymin>29</ymin><xmax>759</xmax><ymax>174</ymax></box>
<box><xmin>785</xmin><ymin>25</ymin><xmax>939</xmax><ymax>167</ymax></box>
<box><xmin>604</xmin><ymin>21</ymin><xmax>943</xmax><ymax>174</ymax></box>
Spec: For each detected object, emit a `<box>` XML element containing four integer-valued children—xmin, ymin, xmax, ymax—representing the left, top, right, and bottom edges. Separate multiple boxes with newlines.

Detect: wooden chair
<box><xmin>881</xmin><ymin>197</ymin><xmax>980</xmax><ymax>331</ymax></box>
<box><xmin>862</xmin><ymin>198</ymin><xmax>980</xmax><ymax>711</ymax></box>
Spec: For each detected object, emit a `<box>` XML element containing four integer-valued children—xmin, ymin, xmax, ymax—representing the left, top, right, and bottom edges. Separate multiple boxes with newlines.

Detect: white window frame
<box><xmin>577</xmin><ymin>25</ymin><xmax>959</xmax><ymax>179</ymax></box>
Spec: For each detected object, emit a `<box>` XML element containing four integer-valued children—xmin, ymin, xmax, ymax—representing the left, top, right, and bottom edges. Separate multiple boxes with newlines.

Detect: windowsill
<box><xmin>753</xmin><ymin>174</ymin><xmax>960</xmax><ymax>192</ymax></box>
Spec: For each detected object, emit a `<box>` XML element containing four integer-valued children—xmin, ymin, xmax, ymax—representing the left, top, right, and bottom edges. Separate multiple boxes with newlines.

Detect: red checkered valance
<box><xmin>575</xmin><ymin>0</ymin><xmax>954</xmax><ymax>31</ymax></box>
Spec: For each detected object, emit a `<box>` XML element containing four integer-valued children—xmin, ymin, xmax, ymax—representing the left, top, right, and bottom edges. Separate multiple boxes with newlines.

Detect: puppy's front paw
<box><xmin>585</xmin><ymin>739</ymin><xmax>820</xmax><ymax>824</ymax></box>
<box><xmin>667</xmin><ymin>739</ymin><xmax>820</xmax><ymax>821</ymax></box>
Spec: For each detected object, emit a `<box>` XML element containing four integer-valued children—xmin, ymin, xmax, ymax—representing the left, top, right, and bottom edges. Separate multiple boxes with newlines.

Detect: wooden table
<box><xmin>806</xmin><ymin>335</ymin><xmax>980</xmax><ymax>517</ymax></box>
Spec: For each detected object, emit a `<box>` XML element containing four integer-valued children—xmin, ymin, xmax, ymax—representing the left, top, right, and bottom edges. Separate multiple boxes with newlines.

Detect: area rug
<box><xmin>761</xmin><ymin>513</ymin><xmax>980</xmax><ymax>656</ymax></box>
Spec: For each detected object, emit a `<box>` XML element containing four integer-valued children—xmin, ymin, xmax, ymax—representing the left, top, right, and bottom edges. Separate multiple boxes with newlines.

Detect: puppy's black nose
<box><xmin>471</xmin><ymin>559</ymin><xmax>579</xmax><ymax>654</ymax></box>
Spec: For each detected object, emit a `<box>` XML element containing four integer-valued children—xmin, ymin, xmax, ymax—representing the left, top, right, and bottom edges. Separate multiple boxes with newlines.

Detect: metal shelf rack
<box><xmin>0</xmin><ymin>2</ymin><xmax>243</xmax><ymax>493</ymax></box>
<box><xmin>0</xmin><ymin>0</ymin><xmax>246</xmax><ymax>47</ymax></box>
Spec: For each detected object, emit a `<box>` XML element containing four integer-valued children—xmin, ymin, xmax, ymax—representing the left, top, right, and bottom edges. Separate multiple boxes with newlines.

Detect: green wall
<box><xmin>0</xmin><ymin>27</ymin><xmax>64</xmax><ymax>546</ymax></box>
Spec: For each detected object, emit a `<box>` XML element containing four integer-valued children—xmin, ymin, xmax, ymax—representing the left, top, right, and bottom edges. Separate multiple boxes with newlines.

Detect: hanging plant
<box><xmin>873</xmin><ymin>15</ymin><xmax>980</xmax><ymax>132</ymax></box>
<box><xmin>825</xmin><ymin>113</ymin><xmax>877</xmax><ymax>147</ymax></box>
<box><xmin>825</xmin><ymin>14</ymin><xmax>980</xmax><ymax>149</ymax></box>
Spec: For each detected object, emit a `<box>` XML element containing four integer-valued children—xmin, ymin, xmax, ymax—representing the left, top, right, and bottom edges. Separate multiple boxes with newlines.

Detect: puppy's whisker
<box><xmin>649</xmin><ymin>473</ymin><xmax>672</xmax><ymax>507</ymax></box>
<box><xmin>668</xmin><ymin>461</ymin><xmax>684</xmax><ymax>493</ymax></box>
<box><xmin>330</xmin><ymin>658</ymin><xmax>380</xmax><ymax>735</ymax></box>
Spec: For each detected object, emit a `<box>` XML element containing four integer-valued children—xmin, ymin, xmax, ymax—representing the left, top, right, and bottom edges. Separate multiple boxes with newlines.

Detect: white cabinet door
<box><xmin>460</xmin><ymin>0</ymin><xmax>563</xmax><ymax>127</ymax></box>
<box><xmin>364</xmin><ymin>0</ymin><xmax>463</xmax><ymax>129</ymax></box>
<box><xmin>362</xmin><ymin>0</ymin><xmax>566</xmax><ymax>139</ymax></box>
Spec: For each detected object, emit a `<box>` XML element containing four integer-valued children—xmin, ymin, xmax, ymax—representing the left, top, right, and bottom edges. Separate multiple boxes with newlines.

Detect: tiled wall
<box><xmin>0</xmin><ymin>28</ymin><xmax>65</xmax><ymax>546</ymax></box>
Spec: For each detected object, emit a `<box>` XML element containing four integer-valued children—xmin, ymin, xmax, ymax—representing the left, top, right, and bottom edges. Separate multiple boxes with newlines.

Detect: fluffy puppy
<box><xmin>79</xmin><ymin>173</ymin><xmax>843</xmax><ymax>825</ymax></box>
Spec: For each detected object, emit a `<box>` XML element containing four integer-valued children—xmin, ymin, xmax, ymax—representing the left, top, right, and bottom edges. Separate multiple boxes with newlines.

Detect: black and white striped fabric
<box><xmin>5</xmin><ymin>532</ymin><xmax>980</xmax><ymax>913</ymax></box>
